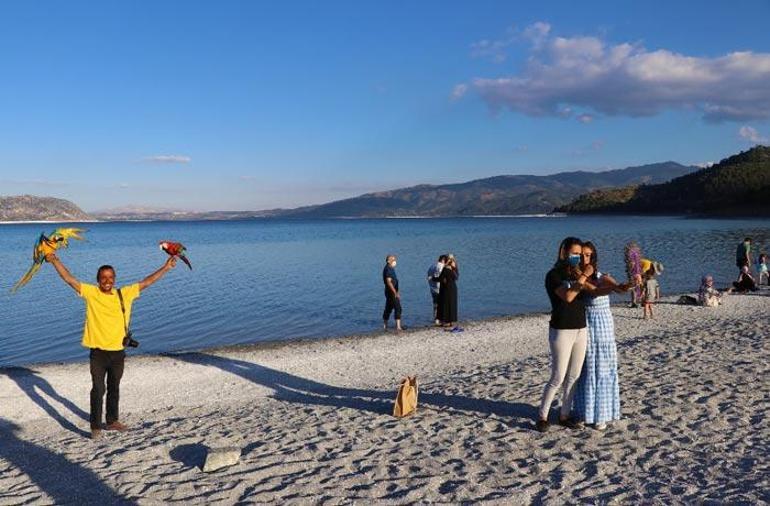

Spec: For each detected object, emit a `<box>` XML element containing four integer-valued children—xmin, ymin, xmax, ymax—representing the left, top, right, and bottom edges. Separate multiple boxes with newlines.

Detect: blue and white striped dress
<box><xmin>573</xmin><ymin>277</ymin><xmax>621</xmax><ymax>424</ymax></box>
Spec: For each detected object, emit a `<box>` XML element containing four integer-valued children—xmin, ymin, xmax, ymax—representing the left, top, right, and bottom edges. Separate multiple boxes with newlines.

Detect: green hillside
<box><xmin>557</xmin><ymin>146</ymin><xmax>770</xmax><ymax>216</ymax></box>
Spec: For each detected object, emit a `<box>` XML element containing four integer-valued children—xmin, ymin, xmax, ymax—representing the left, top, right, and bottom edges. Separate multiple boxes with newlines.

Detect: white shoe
<box><xmin>594</xmin><ymin>423</ymin><xmax>607</xmax><ymax>431</ymax></box>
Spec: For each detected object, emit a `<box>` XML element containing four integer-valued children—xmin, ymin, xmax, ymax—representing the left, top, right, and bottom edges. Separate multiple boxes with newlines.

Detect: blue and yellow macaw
<box><xmin>11</xmin><ymin>228</ymin><xmax>86</xmax><ymax>293</ymax></box>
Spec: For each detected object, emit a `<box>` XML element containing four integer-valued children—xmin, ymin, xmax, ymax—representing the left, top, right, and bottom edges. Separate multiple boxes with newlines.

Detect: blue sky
<box><xmin>1</xmin><ymin>1</ymin><xmax>769</xmax><ymax>211</ymax></box>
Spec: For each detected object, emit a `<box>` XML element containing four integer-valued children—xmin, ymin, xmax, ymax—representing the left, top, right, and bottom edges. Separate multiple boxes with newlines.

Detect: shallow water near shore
<box><xmin>1</xmin><ymin>216</ymin><xmax>767</xmax><ymax>366</ymax></box>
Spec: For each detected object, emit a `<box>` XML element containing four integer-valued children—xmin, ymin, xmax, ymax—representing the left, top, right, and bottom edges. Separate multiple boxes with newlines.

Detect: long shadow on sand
<box><xmin>0</xmin><ymin>418</ymin><xmax>134</xmax><ymax>504</ymax></box>
<box><xmin>0</xmin><ymin>367</ymin><xmax>90</xmax><ymax>438</ymax></box>
<box><xmin>171</xmin><ymin>352</ymin><xmax>535</xmax><ymax>428</ymax></box>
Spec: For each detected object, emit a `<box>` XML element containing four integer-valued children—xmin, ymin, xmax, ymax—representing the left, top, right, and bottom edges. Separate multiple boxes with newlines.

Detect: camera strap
<box><xmin>116</xmin><ymin>288</ymin><xmax>130</xmax><ymax>337</ymax></box>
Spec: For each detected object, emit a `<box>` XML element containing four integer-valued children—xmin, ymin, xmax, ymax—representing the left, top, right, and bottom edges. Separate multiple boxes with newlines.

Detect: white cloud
<box><xmin>738</xmin><ymin>125</ymin><xmax>769</xmax><ymax>143</ymax></box>
<box><xmin>577</xmin><ymin>114</ymin><xmax>594</xmax><ymax>124</ymax></box>
<box><xmin>456</xmin><ymin>22</ymin><xmax>770</xmax><ymax>122</ymax></box>
<box><xmin>450</xmin><ymin>83</ymin><xmax>469</xmax><ymax>101</ymax></box>
<box><xmin>470</xmin><ymin>25</ymin><xmax>517</xmax><ymax>63</ymax></box>
<box><xmin>695</xmin><ymin>161</ymin><xmax>715</xmax><ymax>168</ymax></box>
<box><xmin>522</xmin><ymin>22</ymin><xmax>551</xmax><ymax>49</ymax></box>
<box><xmin>144</xmin><ymin>155</ymin><xmax>191</xmax><ymax>164</ymax></box>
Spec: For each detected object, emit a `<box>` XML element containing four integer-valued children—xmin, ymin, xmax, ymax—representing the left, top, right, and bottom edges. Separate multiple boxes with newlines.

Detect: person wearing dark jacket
<box><xmin>437</xmin><ymin>255</ymin><xmax>459</xmax><ymax>328</ymax></box>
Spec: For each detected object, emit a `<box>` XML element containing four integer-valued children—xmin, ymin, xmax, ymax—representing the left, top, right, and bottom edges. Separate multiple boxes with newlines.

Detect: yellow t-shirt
<box><xmin>79</xmin><ymin>283</ymin><xmax>141</xmax><ymax>350</ymax></box>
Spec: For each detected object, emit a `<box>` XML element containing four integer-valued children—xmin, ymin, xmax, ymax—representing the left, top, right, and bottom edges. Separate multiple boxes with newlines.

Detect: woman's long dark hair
<box><xmin>582</xmin><ymin>241</ymin><xmax>598</xmax><ymax>269</ymax></box>
<box><xmin>582</xmin><ymin>241</ymin><xmax>600</xmax><ymax>280</ymax></box>
<box><xmin>555</xmin><ymin>237</ymin><xmax>582</xmax><ymax>266</ymax></box>
<box><xmin>555</xmin><ymin>236</ymin><xmax>582</xmax><ymax>278</ymax></box>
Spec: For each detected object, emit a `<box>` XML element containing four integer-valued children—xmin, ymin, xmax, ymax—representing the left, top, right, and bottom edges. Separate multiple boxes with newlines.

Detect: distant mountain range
<box><xmin>90</xmin><ymin>207</ymin><xmax>276</xmax><ymax>222</ymax></box>
<box><xmin>0</xmin><ymin>160</ymin><xmax>700</xmax><ymax>222</ymax></box>
<box><xmin>557</xmin><ymin>146</ymin><xmax>770</xmax><ymax>216</ymax></box>
<box><xmin>0</xmin><ymin>195</ymin><xmax>92</xmax><ymax>222</ymax></box>
<box><xmin>274</xmin><ymin>162</ymin><xmax>696</xmax><ymax>218</ymax></box>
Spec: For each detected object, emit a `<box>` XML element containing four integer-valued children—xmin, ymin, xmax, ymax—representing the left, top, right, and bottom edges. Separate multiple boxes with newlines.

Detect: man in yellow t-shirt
<box><xmin>47</xmin><ymin>252</ymin><xmax>177</xmax><ymax>439</ymax></box>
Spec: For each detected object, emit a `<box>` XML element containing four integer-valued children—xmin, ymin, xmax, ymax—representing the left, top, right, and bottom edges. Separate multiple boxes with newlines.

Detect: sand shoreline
<box><xmin>0</xmin><ymin>292</ymin><xmax>721</xmax><ymax>371</ymax></box>
<box><xmin>1</xmin><ymin>291</ymin><xmax>768</xmax><ymax>503</ymax></box>
<box><xmin>1</xmin><ymin>307</ymin><xmax>554</xmax><ymax>371</ymax></box>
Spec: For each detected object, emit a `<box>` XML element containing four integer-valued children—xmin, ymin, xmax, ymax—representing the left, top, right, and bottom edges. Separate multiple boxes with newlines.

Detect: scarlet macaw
<box><xmin>159</xmin><ymin>241</ymin><xmax>192</xmax><ymax>270</ymax></box>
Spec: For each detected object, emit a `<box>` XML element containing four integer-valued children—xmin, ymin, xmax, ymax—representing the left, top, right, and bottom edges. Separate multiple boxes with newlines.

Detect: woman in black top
<box><xmin>536</xmin><ymin>237</ymin><xmax>594</xmax><ymax>432</ymax></box>
<box><xmin>438</xmin><ymin>255</ymin><xmax>459</xmax><ymax>328</ymax></box>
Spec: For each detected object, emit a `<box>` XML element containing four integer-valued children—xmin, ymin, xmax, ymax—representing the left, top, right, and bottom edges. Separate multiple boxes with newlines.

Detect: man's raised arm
<box><xmin>139</xmin><ymin>256</ymin><xmax>177</xmax><ymax>291</ymax></box>
<box><xmin>45</xmin><ymin>253</ymin><xmax>81</xmax><ymax>293</ymax></box>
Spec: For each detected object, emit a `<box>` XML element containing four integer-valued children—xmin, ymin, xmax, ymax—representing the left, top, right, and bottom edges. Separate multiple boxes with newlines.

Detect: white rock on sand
<box><xmin>202</xmin><ymin>447</ymin><xmax>241</xmax><ymax>473</ymax></box>
<box><xmin>0</xmin><ymin>292</ymin><xmax>768</xmax><ymax>503</ymax></box>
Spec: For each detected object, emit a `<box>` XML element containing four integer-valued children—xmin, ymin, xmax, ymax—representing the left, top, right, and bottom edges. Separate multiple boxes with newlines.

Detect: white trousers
<box><xmin>538</xmin><ymin>326</ymin><xmax>588</xmax><ymax>419</ymax></box>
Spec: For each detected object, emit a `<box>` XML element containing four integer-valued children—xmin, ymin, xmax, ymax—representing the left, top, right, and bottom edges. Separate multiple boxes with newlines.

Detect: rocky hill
<box><xmin>0</xmin><ymin>195</ymin><xmax>92</xmax><ymax>222</ymax></box>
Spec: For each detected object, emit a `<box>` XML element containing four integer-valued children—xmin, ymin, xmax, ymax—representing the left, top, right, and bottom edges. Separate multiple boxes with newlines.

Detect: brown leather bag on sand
<box><xmin>393</xmin><ymin>376</ymin><xmax>418</xmax><ymax>417</ymax></box>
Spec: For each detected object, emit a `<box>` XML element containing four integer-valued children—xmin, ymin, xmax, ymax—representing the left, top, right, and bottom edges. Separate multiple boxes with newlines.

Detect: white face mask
<box><xmin>390</xmin><ymin>261</ymin><xmax>397</xmax><ymax>268</ymax></box>
<box><xmin>437</xmin><ymin>262</ymin><xmax>444</xmax><ymax>270</ymax></box>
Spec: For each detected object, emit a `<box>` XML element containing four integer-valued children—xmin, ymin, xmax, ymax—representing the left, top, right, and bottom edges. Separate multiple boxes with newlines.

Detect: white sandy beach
<box><xmin>1</xmin><ymin>291</ymin><xmax>768</xmax><ymax>504</ymax></box>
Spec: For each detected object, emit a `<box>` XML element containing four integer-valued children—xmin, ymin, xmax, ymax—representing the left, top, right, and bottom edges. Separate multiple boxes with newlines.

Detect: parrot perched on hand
<box><xmin>11</xmin><ymin>228</ymin><xmax>87</xmax><ymax>293</ymax></box>
<box><xmin>159</xmin><ymin>241</ymin><xmax>192</xmax><ymax>270</ymax></box>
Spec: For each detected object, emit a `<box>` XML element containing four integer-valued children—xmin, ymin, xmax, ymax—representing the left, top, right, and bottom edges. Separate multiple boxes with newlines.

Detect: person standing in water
<box><xmin>383</xmin><ymin>254</ymin><xmax>403</xmax><ymax>332</ymax></box>
<box><xmin>736</xmin><ymin>238</ymin><xmax>753</xmax><ymax>272</ymax></box>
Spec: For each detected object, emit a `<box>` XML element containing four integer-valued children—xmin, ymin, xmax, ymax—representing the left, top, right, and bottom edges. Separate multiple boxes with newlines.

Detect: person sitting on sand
<box><xmin>45</xmin><ymin>252</ymin><xmax>177</xmax><ymax>439</ymax></box>
<box><xmin>698</xmin><ymin>275</ymin><xmax>722</xmax><ymax>307</ymax></box>
<box><xmin>427</xmin><ymin>255</ymin><xmax>447</xmax><ymax>325</ymax></box>
<box><xmin>537</xmin><ymin>237</ymin><xmax>591</xmax><ymax>432</ymax></box>
<box><xmin>572</xmin><ymin>241</ymin><xmax>629</xmax><ymax>431</ymax></box>
<box><xmin>382</xmin><ymin>254</ymin><xmax>403</xmax><ymax>332</ymax></box>
<box><xmin>730</xmin><ymin>266</ymin><xmax>758</xmax><ymax>294</ymax></box>
<box><xmin>641</xmin><ymin>270</ymin><xmax>660</xmax><ymax>319</ymax></box>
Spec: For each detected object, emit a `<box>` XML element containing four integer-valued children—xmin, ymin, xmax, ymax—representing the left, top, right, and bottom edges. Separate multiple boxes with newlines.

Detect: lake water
<box><xmin>1</xmin><ymin>216</ymin><xmax>767</xmax><ymax>367</ymax></box>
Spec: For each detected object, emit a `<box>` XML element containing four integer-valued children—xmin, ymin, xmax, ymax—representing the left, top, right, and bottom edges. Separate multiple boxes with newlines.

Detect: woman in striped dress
<box><xmin>573</xmin><ymin>242</ymin><xmax>627</xmax><ymax>430</ymax></box>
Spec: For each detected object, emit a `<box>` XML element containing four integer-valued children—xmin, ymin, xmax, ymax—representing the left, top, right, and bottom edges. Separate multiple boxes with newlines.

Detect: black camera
<box><xmin>123</xmin><ymin>331</ymin><xmax>139</xmax><ymax>348</ymax></box>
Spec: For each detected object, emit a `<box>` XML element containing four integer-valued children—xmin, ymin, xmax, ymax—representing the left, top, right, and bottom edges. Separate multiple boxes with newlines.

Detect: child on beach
<box><xmin>757</xmin><ymin>253</ymin><xmax>768</xmax><ymax>286</ymax></box>
<box><xmin>641</xmin><ymin>271</ymin><xmax>660</xmax><ymax>319</ymax></box>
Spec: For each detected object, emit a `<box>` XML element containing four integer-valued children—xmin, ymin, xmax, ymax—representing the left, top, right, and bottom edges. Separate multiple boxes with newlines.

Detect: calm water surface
<box><xmin>1</xmin><ymin>216</ymin><xmax>768</xmax><ymax>366</ymax></box>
